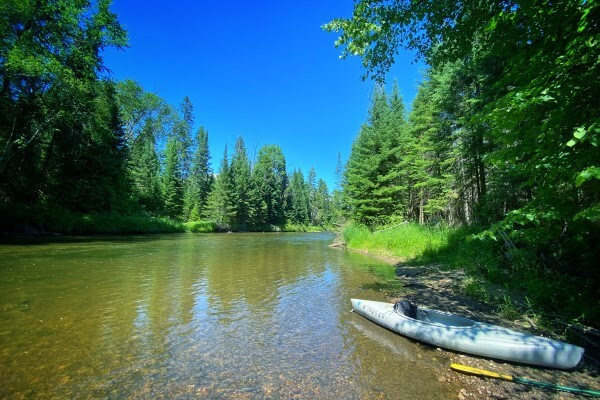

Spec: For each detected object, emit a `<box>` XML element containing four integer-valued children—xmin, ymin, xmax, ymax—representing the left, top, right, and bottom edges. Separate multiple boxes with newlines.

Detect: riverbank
<box><xmin>384</xmin><ymin>264</ymin><xmax>600</xmax><ymax>399</ymax></box>
<box><xmin>341</xmin><ymin>223</ymin><xmax>599</xmax><ymax>328</ymax></box>
<box><xmin>341</xmin><ymin>224</ymin><xmax>600</xmax><ymax>398</ymax></box>
<box><xmin>0</xmin><ymin>204</ymin><xmax>326</xmax><ymax>235</ymax></box>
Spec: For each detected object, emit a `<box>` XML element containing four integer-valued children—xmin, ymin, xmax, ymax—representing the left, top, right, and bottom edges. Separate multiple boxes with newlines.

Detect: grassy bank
<box><xmin>184</xmin><ymin>221</ymin><xmax>324</xmax><ymax>233</ymax></box>
<box><xmin>1</xmin><ymin>204</ymin><xmax>186</xmax><ymax>234</ymax></box>
<box><xmin>0</xmin><ymin>204</ymin><xmax>327</xmax><ymax>235</ymax></box>
<box><xmin>342</xmin><ymin>223</ymin><xmax>451</xmax><ymax>259</ymax></box>
<box><xmin>342</xmin><ymin>223</ymin><xmax>599</xmax><ymax>328</ymax></box>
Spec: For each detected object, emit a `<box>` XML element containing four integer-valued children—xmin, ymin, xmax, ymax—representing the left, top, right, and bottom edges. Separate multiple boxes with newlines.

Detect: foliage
<box><xmin>229</xmin><ymin>136</ymin><xmax>254</xmax><ymax>226</ymax></box>
<box><xmin>285</xmin><ymin>169</ymin><xmax>310</xmax><ymax>224</ymax></box>
<box><xmin>344</xmin><ymin>83</ymin><xmax>408</xmax><ymax>226</ymax></box>
<box><xmin>0</xmin><ymin>0</ymin><xmax>127</xmax><ymax>207</ymax></box>
<box><xmin>327</xmin><ymin>0</ymin><xmax>600</xmax><ymax>322</ymax></box>
<box><xmin>162</xmin><ymin>137</ymin><xmax>184</xmax><ymax>218</ymax></box>
<box><xmin>0</xmin><ymin>0</ymin><xmax>337</xmax><ymax>233</ymax></box>
<box><xmin>253</xmin><ymin>145</ymin><xmax>287</xmax><ymax>225</ymax></box>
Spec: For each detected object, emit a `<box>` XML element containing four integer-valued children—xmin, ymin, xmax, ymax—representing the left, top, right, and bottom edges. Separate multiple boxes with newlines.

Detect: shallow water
<box><xmin>0</xmin><ymin>233</ymin><xmax>455</xmax><ymax>399</ymax></box>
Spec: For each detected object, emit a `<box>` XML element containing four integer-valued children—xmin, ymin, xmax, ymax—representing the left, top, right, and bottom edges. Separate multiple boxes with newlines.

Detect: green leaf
<box><xmin>525</xmin><ymin>213</ymin><xmax>536</xmax><ymax>222</ymax></box>
<box><xmin>575</xmin><ymin>167</ymin><xmax>600</xmax><ymax>187</ymax></box>
<box><xmin>573</xmin><ymin>126</ymin><xmax>587</xmax><ymax>140</ymax></box>
<box><xmin>567</xmin><ymin>139</ymin><xmax>576</xmax><ymax>147</ymax></box>
<box><xmin>574</xmin><ymin>205</ymin><xmax>600</xmax><ymax>221</ymax></box>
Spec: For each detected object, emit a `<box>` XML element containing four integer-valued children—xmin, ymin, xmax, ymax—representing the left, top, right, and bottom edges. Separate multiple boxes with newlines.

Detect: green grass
<box><xmin>183</xmin><ymin>220</ymin><xmax>217</xmax><ymax>233</ymax></box>
<box><xmin>283</xmin><ymin>223</ymin><xmax>324</xmax><ymax>232</ymax></box>
<box><xmin>342</xmin><ymin>223</ymin><xmax>451</xmax><ymax>259</ymax></box>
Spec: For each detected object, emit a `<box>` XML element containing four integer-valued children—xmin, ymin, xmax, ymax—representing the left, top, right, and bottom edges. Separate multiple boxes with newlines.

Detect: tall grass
<box><xmin>342</xmin><ymin>223</ymin><xmax>451</xmax><ymax>259</ymax></box>
<box><xmin>183</xmin><ymin>220</ymin><xmax>217</xmax><ymax>233</ymax></box>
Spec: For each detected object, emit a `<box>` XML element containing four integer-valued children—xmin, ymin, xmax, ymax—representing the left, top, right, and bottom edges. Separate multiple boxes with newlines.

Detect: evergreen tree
<box><xmin>207</xmin><ymin>145</ymin><xmax>233</xmax><ymax>227</ymax></box>
<box><xmin>229</xmin><ymin>137</ymin><xmax>253</xmax><ymax>227</ymax></box>
<box><xmin>253</xmin><ymin>145</ymin><xmax>287</xmax><ymax>225</ymax></box>
<box><xmin>129</xmin><ymin>123</ymin><xmax>162</xmax><ymax>211</ymax></box>
<box><xmin>176</xmin><ymin>96</ymin><xmax>194</xmax><ymax>179</ymax></box>
<box><xmin>334</xmin><ymin>150</ymin><xmax>344</xmax><ymax>191</ymax></box>
<box><xmin>330</xmin><ymin>151</ymin><xmax>346</xmax><ymax>225</ymax></box>
<box><xmin>314</xmin><ymin>179</ymin><xmax>331</xmax><ymax>226</ymax></box>
<box><xmin>162</xmin><ymin>137</ymin><xmax>184</xmax><ymax>218</ymax></box>
<box><xmin>183</xmin><ymin>126</ymin><xmax>212</xmax><ymax>220</ymax></box>
<box><xmin>194</xmin><ymin>127</ymin><xmax>213</xmax><ymax>216</ymax></box>
<box><xmin>307</xmin><ymin>166</ymin><xmax>318</xmax><ymax>224</ymax></box>
<box><xmin>285</xmin><ymin>169</ymin><xmax>310</xmax><ymax>224</ymax></box>
<box><xmin>377</xmin><ymin>80</ymin><xmax>407</xmax><ymax>218</ymax></box>
<box><xmin>344</xmin><ymin>86</ymin><xmax>394</xmax><ymax>226</ymax></box>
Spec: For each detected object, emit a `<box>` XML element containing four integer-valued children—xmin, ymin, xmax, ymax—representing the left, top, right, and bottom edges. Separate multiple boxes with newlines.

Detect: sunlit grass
<box><xmin>342</xmin><ymin>223</ymin><xmax>451</xmax><ymax>260</ymax></box>
<box><xmin>184</xmin><ymin>220</ymin><xmax>217</xmax><ymax>233</ymax></box>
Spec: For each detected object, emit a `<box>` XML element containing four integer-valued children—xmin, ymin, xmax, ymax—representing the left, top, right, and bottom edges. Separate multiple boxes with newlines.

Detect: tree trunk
<box><xmin>419</xmin><ymin>190</ymin><xmax>424</xmax><ymax>225</ymax></box>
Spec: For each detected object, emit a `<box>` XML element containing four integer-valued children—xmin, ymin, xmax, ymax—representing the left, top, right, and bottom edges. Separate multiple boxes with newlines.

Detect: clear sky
<box><xmin>102</xmin><ymin>0</ymin><xmax>426</xmax><ymax>189</ymax></box>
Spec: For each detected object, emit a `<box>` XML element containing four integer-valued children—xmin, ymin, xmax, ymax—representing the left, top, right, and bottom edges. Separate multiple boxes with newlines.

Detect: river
<box><xmin>0</xmin><ymin>233</ymin><xmax>456</xmax><ymax>399</ymax></box>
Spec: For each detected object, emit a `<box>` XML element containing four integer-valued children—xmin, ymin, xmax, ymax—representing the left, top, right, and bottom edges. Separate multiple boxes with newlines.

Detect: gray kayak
<box><xmin>351</xmin><ymin>299</ymin><xmax>584</xmax><ymax>369</ymax></box>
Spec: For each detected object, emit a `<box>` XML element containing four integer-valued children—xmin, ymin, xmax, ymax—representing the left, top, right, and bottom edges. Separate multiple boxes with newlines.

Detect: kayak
<box><xmin>351</xmin><ymin>299</ymin><xmax>584</xmax><ymax>369</ymax></box>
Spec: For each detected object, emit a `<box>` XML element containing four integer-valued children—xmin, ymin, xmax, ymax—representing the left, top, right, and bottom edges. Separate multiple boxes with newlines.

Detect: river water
<box><xmin>0</xmin><ymin>233</ymin><xmax>456</xmax><ymax>399</ymax></box>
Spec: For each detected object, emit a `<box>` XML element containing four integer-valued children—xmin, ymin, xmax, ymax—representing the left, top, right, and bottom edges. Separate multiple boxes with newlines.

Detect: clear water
<box><xmin>0</xmin><ymin>233</ymin><xmax>456</xmax><ymax>399</ymax></box>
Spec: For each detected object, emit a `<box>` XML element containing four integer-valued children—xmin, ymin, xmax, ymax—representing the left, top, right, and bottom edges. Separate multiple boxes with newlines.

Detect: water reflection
<box><xmin>0</xmin><ymin>233</ymin><xmax>455</xmax><ymax>399</ymax></box>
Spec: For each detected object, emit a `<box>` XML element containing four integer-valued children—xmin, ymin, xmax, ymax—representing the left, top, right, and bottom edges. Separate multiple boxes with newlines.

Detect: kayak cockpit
<box><xmin>415</xmin><ymin>308</ymin><xmax>476</xmax><ymax>327</ymax></box>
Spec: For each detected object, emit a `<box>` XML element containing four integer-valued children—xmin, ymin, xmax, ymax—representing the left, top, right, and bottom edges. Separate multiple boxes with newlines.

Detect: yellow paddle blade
<box><xmin>451</xmin><ymin>363</ymin><xmax>513</xmax><ymax>381</ymax></box>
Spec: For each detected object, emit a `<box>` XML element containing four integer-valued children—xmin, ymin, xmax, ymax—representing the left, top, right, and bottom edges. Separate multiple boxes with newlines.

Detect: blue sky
<box><xmin>103</xmin><ymin>0</ymin><xmax>425</xmax><ymax>189</ymax></box>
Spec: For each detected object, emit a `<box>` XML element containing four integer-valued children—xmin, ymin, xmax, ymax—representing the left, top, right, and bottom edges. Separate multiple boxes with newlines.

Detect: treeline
<box><xmin>122</xmin><ymin>84</ymin><xmax>337</xmax><ymax>229</ymax></box>
<box><xmin>331</xmin><ymin>1</ymin><xmax>599</xmax><ymax>287</ymax></box>
<box><xmin>0</xmin><ymin>1</ymin><xmax>336</xmax><ymax>232</ymax></box>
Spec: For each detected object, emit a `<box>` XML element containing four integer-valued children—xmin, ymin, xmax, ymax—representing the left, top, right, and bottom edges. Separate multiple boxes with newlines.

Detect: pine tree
<box><xmin>129</xmin><ymin>123</ymin><xmax>162</xmax><ymax>211</ymax></box>
<box><xmin>183</xmin><ymin>126</ymin><xmax>212</xmax><ymax>220</ymax></box>
<box><xmin>344</xmin><ymin>86</ymin><xmax>394</xmax><ymax>226</ymax></box>
<box><xmin>162</xmin><ymin>136</ymin><xmax>184</xmax><ymax>218</ymax></box>
<box><xmin>377</xmin><ymin>80</ymin><xmax>407</xmax><ymax>218</ymax></box>
<box><xmin>177</xmin><ymin>96</ymin><xmax>194</xmax><ymax>179</ymax></box>
<box><xmin>285</xmin><ymin>169</ymin><xmax>310</xmax><ymax>224</ymax></box>
<box><xmin>331</xmin><ymin>151</ymin><xmax>346</xmax><ymax>224</ymax></box>
<box><xmin>253</xmin><ymin>145</ymin><xmax>287</xmax><ymax>225</ymax></box>
<box><xmin>229</xmin><ymin>137</ymin><xmax>253</xmax><ymax>227</ymax></box>
<box><xmin>307</xmin><ymin>166</ymin><xmax>317</xmax><ymax>224</ymax></box>
<box><xmin>334</xmin><ymin>151</ymin><xmax>344</xmax><ymax>191</ymax></box>
<box><xmin>207</xmin><ymin>144</ymin><xmax>232</xmax><ymax>227</ymax></box>
<box><xmin>314</xmin><ymin>179</ymin><xmax>331</xmax><ymax>226</ymax></box>
<box><xmin>194</xmin><ymin>127</ymin><xmax>213</xmax><ymax>216</ymax></box>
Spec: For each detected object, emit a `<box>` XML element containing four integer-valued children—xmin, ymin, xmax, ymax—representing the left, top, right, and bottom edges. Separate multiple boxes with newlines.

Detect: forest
<box><xmin>0</xmin><ymin>1</ymin><xmax>338</xmax><ymax>233</ymax></box>
<box><xmin>326</xmin><ymin>0</ymin><xmax>599</xmax><ymax>323</ymax></box>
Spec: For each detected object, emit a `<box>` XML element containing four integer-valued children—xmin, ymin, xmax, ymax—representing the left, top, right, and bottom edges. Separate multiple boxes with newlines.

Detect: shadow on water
<box><xmin>0</xmin><ymin>232</ymin><xmax>189</xmax><ymax>246</ymax></box>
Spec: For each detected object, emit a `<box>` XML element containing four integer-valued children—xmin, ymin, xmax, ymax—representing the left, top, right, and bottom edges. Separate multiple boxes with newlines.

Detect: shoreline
<box><xmin>343</xmin><ymin>244</ymin><xmax>600</xmax><ymax>399</ymax></box>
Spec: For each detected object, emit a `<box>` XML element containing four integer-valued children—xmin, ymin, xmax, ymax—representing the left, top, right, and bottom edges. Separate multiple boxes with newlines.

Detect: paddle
<box><xmin>451</xmin><ymin>363</ymin><xmax>600</xmax><ymax>397</ymax></box>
